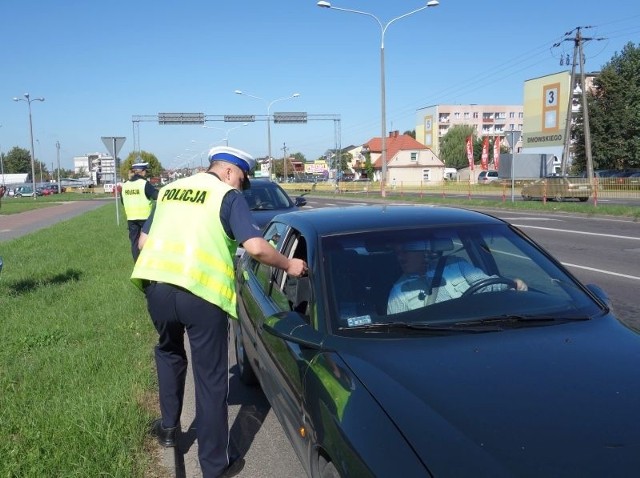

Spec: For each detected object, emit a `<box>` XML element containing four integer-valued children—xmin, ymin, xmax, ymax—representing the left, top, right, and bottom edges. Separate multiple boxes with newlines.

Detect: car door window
<box><xmin>272</xmin><ymin>232</ymin><xmax>311</xmax><ymax>319</ymax></box>
<box><xmin>252</xmin><ymin>222</ymin><xmax>289</xmax><ymax>293</ymax></box>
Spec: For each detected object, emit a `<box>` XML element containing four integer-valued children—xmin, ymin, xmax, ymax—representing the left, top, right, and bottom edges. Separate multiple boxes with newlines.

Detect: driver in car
<box><xmin>387</xmin><ymin>240</ymin><xmax>527</xmax><ymax>314</ymax></box>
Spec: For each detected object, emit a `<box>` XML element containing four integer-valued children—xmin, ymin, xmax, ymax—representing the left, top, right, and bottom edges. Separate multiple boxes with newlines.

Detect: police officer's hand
<box><xmin>287</xmin><ymin>258</ymin><xmax>308</xmax><ymax>277</ymax></box>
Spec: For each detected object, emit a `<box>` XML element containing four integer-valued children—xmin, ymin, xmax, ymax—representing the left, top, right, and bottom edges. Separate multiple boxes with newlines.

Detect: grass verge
<box><xmin>0</xmin><ymin>204</ymin><xmax>158</xmax><ymax>477</ymax></box>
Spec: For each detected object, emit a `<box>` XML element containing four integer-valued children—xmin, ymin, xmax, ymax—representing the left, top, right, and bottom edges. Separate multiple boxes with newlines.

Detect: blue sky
<box><xmin>1</xmin><ymin>0</ymin><xmax>638</xmax><ymax>171</ymax></box>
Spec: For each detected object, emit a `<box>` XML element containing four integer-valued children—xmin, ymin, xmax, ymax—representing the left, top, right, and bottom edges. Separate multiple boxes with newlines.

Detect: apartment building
<box><xmin>73</xmin><ymin>153</ymin><xmax>116</xmax><ymax>185</ymax></box>
<box><xmin>415</xmin><ymin>104</ymin><xmax>524</xmax><ymax>157</ymax></box>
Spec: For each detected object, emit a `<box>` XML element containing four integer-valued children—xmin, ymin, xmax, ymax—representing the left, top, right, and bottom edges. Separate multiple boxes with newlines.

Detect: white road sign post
<box><xmin>101</xmin><ymin>136</ymin><xmax>126</xmax><ymax>224</ymax></box>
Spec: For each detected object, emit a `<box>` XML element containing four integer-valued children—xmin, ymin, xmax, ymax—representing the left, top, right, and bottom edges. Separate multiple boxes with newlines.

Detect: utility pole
<box><xmin>56</xmin><ymin>141</ymin><xmax>61</xmax><ymax>193</ymax></box>
<box><xmin>555</xmin><ymin>26</ymin><xmax>604</xmax><ymax>182</ymax></box>
<box><xmin>281</xmin><ymin>142</ymin><xmax>289</xmax><ymax>182</ymax></box>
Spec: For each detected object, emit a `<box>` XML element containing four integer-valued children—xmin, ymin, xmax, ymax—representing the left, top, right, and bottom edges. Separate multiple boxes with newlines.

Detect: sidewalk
<box><xmin>153</xmin><ymin>334</ymin><xmax>305</xmax><ymax>478</ymax></box>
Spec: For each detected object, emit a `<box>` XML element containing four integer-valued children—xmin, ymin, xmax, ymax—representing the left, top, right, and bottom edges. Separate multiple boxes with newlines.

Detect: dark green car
<box><xmin>234</xmin><ymin>205</ymin><xmax>638</xmax><ymax>477</ymax></box>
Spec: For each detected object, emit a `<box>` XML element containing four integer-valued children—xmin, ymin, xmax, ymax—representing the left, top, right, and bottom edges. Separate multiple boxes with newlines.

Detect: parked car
<box><xmin>37</xmin><ymin>186</ymin><xmax>54</xmax><ymax>196</ymax></box>
<box><xmin>242</xmin><ymin>178</ymin><xmax>307</xmax><ymax>230</ymax></box>
<box><xmin>477</xmin><ymin>170</ymin><xmax>499</xmax><ymax>184</ymax></box>
<box><xmin>521</xmin><ymin>175</ymin><xmax>592</xmax><ymax>201</ymax></box>
<box><xmin>234</xmin><ymin>205</ymin><xmax>640</xmax><ymax>477</ymax></box>
<box><xmin>13</xmin><ymin>186</ymin><xmax>41</xmax><ymax>197</ymax></box>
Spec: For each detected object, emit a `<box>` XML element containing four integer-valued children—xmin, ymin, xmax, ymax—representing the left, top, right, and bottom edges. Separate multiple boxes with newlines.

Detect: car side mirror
<box><xmin>262</xmin><ymin>311</ymin><xmax>330</xmax><ymax>351</ymax></box>
<box><xmin>295</xmin><ymin>197</ymin><xmax>307</xmax><ymax>207</ymax></box>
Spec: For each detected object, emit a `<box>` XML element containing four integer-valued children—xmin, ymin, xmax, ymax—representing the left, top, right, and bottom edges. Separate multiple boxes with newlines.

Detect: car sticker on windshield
<box><xmin>347</xmin><ymin>315</ymin><xmax>372</xmax><ymax>327</ymax></box>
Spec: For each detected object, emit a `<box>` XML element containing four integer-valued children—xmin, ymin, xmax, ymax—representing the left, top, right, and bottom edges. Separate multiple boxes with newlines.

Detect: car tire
<box><xmin>553</xmin><ymin>193</ymin><xmax>563</xmax><ymax>202</ymax></box>
<box><xmin>233</xmin><ymin>322</ymin><xmax>258</xmax><ymax>386</ymax></box>
<box><xmin>579</xmin><ymin>197</ymin><xmax>588</xmax><ymax>202</ymax></box>
<box><xmin>318</xmin><ymin>456</ymin><xmax>340</xmax><ymax>478</ymax></box>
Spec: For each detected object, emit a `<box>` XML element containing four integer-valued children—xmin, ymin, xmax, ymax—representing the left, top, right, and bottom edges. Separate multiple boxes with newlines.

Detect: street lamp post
<box><xmin>13</xmin><ymin>93</ymin><xmax>45</xmax><ymax>199</ymax></box>
<box><xmin>202</xmin><ymin>122</ymin><xmax>249</xmax><ymax>146</ymax></box>
<box><xmin>234</xmin><ymin>90</ymin><xmax>300</xmax><ymax>179</ymax></box>
<box><xmin>318</xmin><ymin>1</ymin><xmax>439</xmax><ymax>197</ymax></box>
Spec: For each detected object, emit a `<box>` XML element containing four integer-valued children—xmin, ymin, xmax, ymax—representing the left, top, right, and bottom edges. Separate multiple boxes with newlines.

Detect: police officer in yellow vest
<box><xmin>131</xmin><ymin>146</ymin><xmax>307</xmax><ymax>478</ymax></box>
<box><xmin>121</xmin><ymin>161</ymin><xmax>158</xmax><ymax>261</ymax></box>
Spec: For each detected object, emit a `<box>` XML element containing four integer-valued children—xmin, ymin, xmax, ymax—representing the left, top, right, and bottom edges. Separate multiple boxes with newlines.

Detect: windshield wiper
<box><xmin>337</xmin><ymin>321</ymin><xmax>487</xmax><ymax>334</ymax></box>
<box><xmin>454</xmin><ymin>314</ymin><xmax>590</xmax><ymax>328</ymax></box>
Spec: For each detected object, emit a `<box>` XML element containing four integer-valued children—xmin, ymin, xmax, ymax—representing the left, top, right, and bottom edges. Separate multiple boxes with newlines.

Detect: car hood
<box><xmin>250</xmin><ymin>208</ymin><xmax>294</xmax><ymax>229</ymax></box>
<box><xmin>335</xmin><ymin>316</ymin><xmax>640</xmax><ymax>477</ymax></box>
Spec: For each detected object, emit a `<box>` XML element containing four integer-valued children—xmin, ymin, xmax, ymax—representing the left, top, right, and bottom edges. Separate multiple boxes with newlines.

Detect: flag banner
<box><xmin>466</xmin><ymin>135</ymin><xmax>474</xmax><ymax>171</ymax></box>
<box><xmin>481</xmin><ymin>136</ymin><xmax>489</xmax><ymax>170</ymax></box>
<box><xmin>494</xmin><ymin>136</ymin><xmax>500</xmax><ymax>170</ymax></box>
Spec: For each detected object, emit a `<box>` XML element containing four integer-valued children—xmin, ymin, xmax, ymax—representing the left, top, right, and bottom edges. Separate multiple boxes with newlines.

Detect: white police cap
<box><xmin>208</xmin><ymin>146</ymin><xmax>256</xmax><ymax>174</ymax></box>
<box><xmin>131</xmin><ymin>162</ymin><xmax>149</xmax><ymax>170</ymax></box>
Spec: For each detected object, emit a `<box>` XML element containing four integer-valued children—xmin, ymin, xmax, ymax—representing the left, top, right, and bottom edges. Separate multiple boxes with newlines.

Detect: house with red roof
<box><xmin>358</xmin><ymin>131</ymin><xmax>446</xmax><ymax>185</ymax></box>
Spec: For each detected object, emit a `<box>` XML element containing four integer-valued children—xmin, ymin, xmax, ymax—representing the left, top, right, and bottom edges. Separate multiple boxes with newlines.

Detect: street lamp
<box><xmin>13</xmin><ymin>93</ymin><xmax>45</xmax><ymax>199</ymax></box>
<box><xmin>202</xmin><ymin>122</ymin><xmax>249</xmax><ymax>146</ymax></box>
<box><xmin>234</xmin><ymin>90</ymin><xmax>300</xmax><ymax>179</ymax></box>
<box><xmin>317</xmin><ymin>0</ymin><xmax>439</xmax><ymax>197</ymax></box>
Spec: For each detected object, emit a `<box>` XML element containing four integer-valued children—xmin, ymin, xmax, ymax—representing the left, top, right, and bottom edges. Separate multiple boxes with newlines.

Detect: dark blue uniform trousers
<box><xmin>145</xmin><ymin>282</ymin><xmax>230</xmax><ymax>478</ymax></box>
<box><xmin>127</xmin><ymin>219</ymin><xmax>146</xmax><ymax>262</ymax></box>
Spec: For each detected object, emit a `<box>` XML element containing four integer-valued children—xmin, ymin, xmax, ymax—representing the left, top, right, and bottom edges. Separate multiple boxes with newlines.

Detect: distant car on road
<box><xmin>242</xmin><ymin>178</ymin><xmax>307</xmax><ymax>230</ymax></box>
<box><xmin>478</xmin><ymin>170</ymin><xmax>499</xmax><ymax>184</ymax></box>
<box><xmin>521</xmin><ymin>175</ymin><xmax>592</xmax><ymax>202</ymax></box>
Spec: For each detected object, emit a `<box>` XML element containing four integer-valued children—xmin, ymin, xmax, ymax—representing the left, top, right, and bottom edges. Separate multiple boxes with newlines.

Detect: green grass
<box><xmin>0</xmin><ymin>204</ymin><xmax>158</xmax><ymax>477</ymax></box>
<box><xmin>1</xmin><ymin>192</ymin><xmax>113</xmax><ymax>214</ymax></box>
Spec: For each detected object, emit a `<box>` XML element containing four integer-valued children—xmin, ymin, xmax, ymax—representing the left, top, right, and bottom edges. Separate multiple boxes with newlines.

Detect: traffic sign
<box><xmin>101</xmin><ymin>136</ymin><xmax>126</xmax><ymax>158</ymax></box>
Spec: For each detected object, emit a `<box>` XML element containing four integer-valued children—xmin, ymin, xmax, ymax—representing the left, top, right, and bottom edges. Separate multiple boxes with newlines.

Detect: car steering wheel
<box><xmin>462</xmin><ymin>277</ymin><xmax>517</xmax><ymax>296</ymax></box>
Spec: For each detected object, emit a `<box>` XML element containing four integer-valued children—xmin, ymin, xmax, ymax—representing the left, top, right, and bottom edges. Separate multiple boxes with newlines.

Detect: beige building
<box><xmin>415</xmin><ymin>104</ymin><xmax>524</xmax><ymax>156</ymax></box>
<box><xmin>362</xmin><ymin>131</ymin><xmax>445</xmax><ymax>184</ymax></box>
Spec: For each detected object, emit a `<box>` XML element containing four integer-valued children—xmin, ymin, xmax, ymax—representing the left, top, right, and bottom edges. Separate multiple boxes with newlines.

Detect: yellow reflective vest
<box><xmin>122</xmin><ymin>178</ymin><xmax>153</xmax><ymax>220</ymax></box>
<box><xmin>131</xmin><ymin>173</ymin><xmax>239</xmax><ymax>317</ymax></box>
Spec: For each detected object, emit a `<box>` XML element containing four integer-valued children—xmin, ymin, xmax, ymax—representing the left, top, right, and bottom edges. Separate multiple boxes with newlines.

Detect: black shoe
<box><xmin>150</xmin><ymin>418</ymin><xmax>177</xmax><ymax>448</ymax></box>
<box><xmin>218</xmin><ymin>457</ymin><xmax>245</xmax><ymax>478</ymax></box>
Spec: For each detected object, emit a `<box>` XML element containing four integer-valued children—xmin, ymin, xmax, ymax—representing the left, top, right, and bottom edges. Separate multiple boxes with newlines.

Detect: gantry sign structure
<box><xmin>130</xmin><ymin>112</ymin><xmax>342</xmax><ymax>176</ymax></box>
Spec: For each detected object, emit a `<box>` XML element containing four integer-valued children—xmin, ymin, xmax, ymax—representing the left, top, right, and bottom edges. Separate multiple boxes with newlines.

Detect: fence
<box><xmin>281</xmin><ymin>178</ymin><xmax>640</xmax><ymax>204</ymax></box>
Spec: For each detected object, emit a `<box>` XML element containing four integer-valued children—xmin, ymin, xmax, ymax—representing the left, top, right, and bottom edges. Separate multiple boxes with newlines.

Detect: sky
<box><xmin>1</xmin><ymin>0</ymin><xmax>639</xmax><ymax>172</ymax></box>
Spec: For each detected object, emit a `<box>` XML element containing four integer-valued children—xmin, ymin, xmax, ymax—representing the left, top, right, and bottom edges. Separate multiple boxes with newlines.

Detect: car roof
<box><xmin>272</xmin><ymin>204</ymin><xmax>506</xmax><ymax>236</ymax></box>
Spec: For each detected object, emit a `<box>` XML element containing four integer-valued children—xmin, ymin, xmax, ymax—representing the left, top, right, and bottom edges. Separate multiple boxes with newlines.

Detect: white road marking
<box><xmin>562</xmin><ymin>262</ymin><xmax>640</xmax><ymax>281</ymax></box>
<box><xmin>513</xmin><ymin>224</ymin><xmax>640</xmax><ymax>241</ymax></box>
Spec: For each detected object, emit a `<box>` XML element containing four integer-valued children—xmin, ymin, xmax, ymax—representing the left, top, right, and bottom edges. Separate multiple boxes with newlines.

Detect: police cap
<box><xmin>208</xmin><ymin>146</ymin><xmax>256</xmax><ymax>189</ymax></box>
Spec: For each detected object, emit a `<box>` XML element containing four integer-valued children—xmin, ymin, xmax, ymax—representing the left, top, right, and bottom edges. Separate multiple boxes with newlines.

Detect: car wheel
<box><xmin>522</xmin><ymin>194</ymin><xmax>531</xmax><ymax>201</ymax></box>
<box><xmin>553</xmin><ymin>193</ymin><xmax>563</xmax><ymax>202</ymax></box>
<box><xmin>579</xmin><ymin>197</ymin><xmax>588</xmax><ymax>202</ymax></box>
<box><xmin>233</xmin><ymin>322</ymin><xmax>258</xmax><ymax>385</ymax></box>
<box><xmin>319</xmin><ymin>456</ymin><xmax>340</xmax><ymax>478</ymax></box>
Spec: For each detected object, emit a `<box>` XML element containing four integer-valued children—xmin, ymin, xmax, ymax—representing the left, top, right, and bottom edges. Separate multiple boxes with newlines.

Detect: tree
<box><xmin>403</xmin><ymin>129</ymin><xmax>416</xmax><ymax>139</ymax></box>
<box><xmin>121</xmin><ymin>151</ymin><xmax>162</xmax><ymax>178</ymax></box>
<box><xmin>573</xmin><ymin>42</ymin><xmax>640</xmax><ymax>172</ymax></box>
<box><xmin>439</xmin><ymin>125</ymin><xmax>476</xmax><ymax>169</ymax></box>
<box><xmin>291</xmin><ymin>152</ymin><xmax>306</xmax><ymax>163</ymax></box>
<box><xmin>331</xmin><ymin>151</ymin><xmax>352</xmax><ymax>176</ymax></box>
<box><xmin>3</xmin><ymin>146</ymin><xmax>35</xmax><ymax>176</ymax></box>
<box><xmin>363</xmin><ymin>150</ymin><xmax>374</xmax><ymax>179</ymax></box>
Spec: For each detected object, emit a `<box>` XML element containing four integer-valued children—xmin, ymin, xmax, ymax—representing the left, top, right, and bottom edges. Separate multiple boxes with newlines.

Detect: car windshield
<box><xmin>320</xmin><ymin>224</ymin><xmax>605</xmax><ymax>335</ymax></box>
<box><xmin>243</xmin><ymin>181</ymin><xmax>294</xmax><ymax>210</ymax></box>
